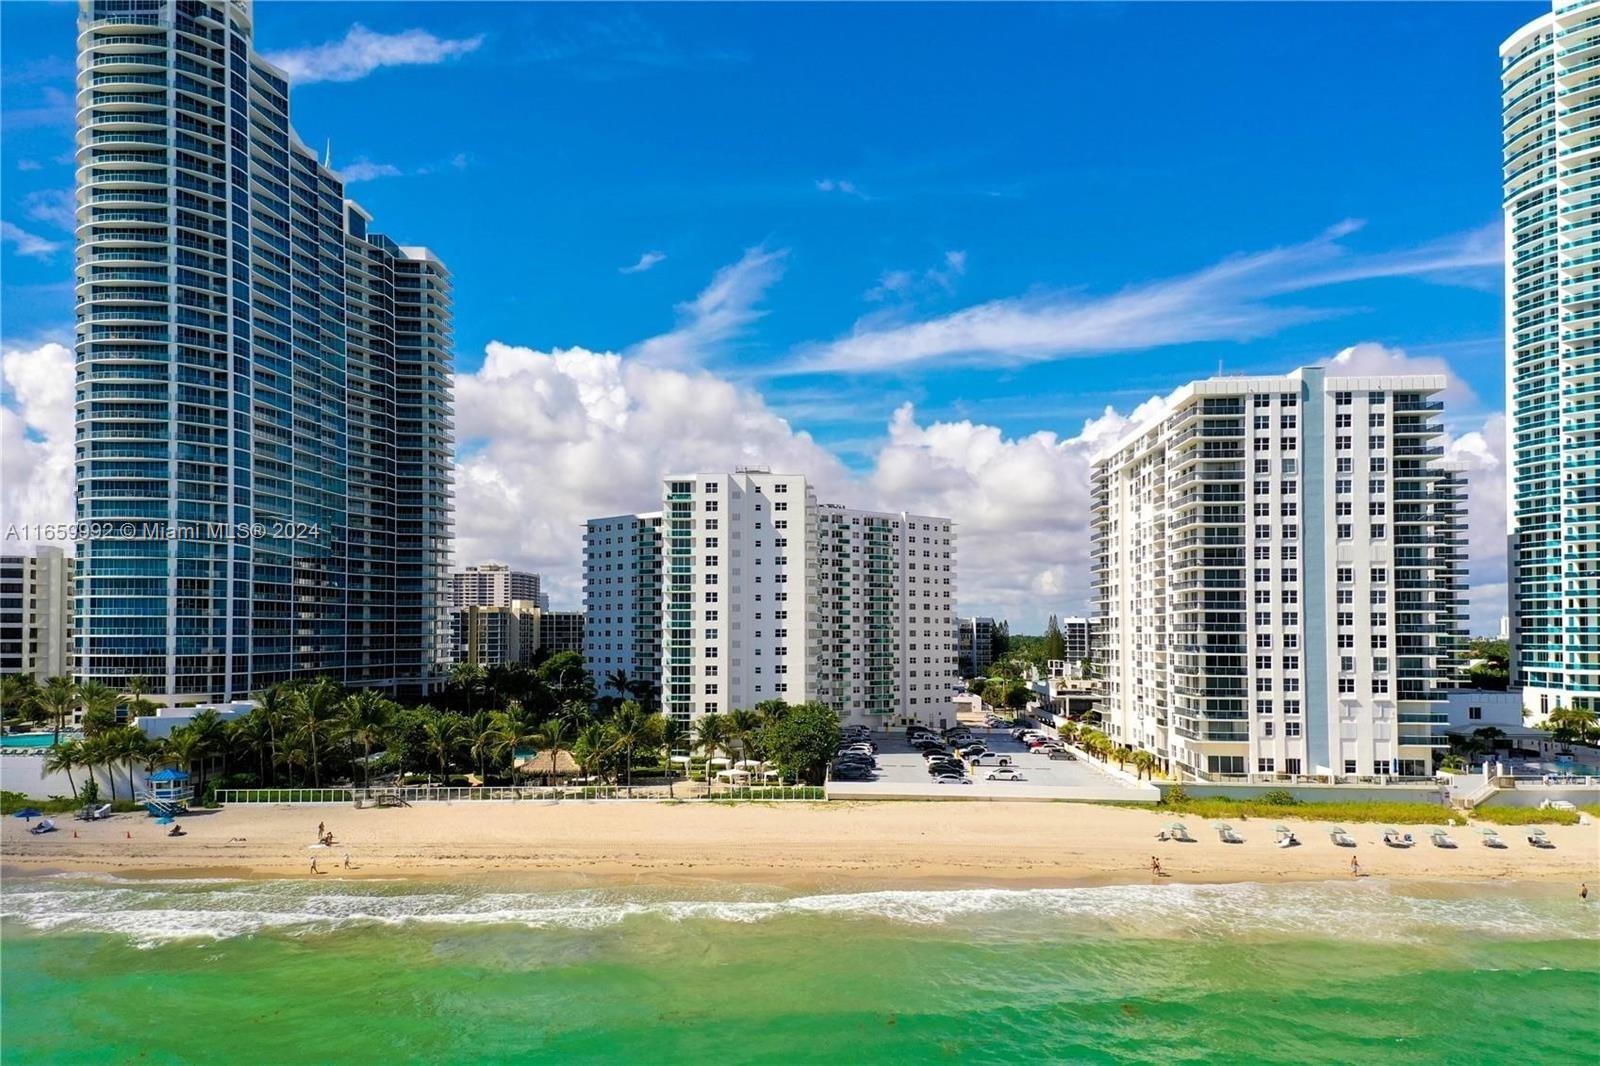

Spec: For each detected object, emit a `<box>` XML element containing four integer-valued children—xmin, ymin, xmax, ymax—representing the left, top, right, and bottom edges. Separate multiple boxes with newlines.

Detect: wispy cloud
<box><xmin>815</xmin><ymin>178</ymin><xmax>870</xmax><ymax>200</ymax></box>
<box><xmin>787</xmin><ymin>222</ymin><xmax>1500</xmax><ymax>375</ymax></box>
<box><xmin>265</xmin><ymin>25</ymin><xmax>484</xmax><ymax>85</ymax></box>
<box><xmin>620</xmin><ymin>251</ymin><xmax>667</xmax><ymax>275</ymax></box>
<box><xmin>1</xmin><ymin>221</ymin><xmax>62</xmax><ymax>259</ymax></box>
<box><xmin>1</xmin><ymin>86</ymin><xmax>74</xmax><ymax>131</ymax></box>
<box><xmin>22</xmin><ymin>189</ymin><xmax>76</xmax><ymax>231</ymax></box>
<box><xmin>628</xmin><ymin>246</ymin><xmax>787</xmax><ymax>367</ymax></box>
<box><xmin>867</xmin><ymin>249</ymin><xmax>967</xmax><ymax>302</ymax></box>
<box><xmin>16</xmin><ymin>160</ymin><xmax>42</xmax><ymax>172</ymax></box>
<box><xmin>335</xmin><ymin>158</ymin><xmax>403</xmax><ymax>184</ymax></box>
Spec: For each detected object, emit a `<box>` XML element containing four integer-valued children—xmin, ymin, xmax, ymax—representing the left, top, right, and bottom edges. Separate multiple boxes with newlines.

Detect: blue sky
<box><xmin>0</xmin><ymin>2</ymin><xmax>1535</xmax><ymax>629</ymax></box>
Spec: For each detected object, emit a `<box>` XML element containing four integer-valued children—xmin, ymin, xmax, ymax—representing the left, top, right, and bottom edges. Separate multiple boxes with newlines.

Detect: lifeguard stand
<box><xmin>142</xmin><ymin>768</ymin><xmax>192</xmax><ymax>818</ymax></box>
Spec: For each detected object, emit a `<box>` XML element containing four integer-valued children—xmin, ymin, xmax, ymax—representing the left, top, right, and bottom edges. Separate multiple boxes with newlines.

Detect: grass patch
<box><xmin>1</xmin><ymin>791</ymin><xmax>142</xmax><ymax>815</ymax></box>
<box><xmin>1470</xmin><ymin>806</ymin><xmax>1582</xmax><ymax>826</ymax></box>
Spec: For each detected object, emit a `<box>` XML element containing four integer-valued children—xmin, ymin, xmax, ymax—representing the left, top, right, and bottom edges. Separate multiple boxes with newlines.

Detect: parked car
<box><xmin>1047</xmin><ymin>750</ymin><xmax>1078</xmax><ymax>761</ymax></box>
<box><xmin>921</xmin><ymin>749</ymin><xmax>953</xmax><ymax>761</ymax></box>
<box><xmin>933</xmin><ymin>774</ymin><xmax>972</xmax><ymax>785</ymax></box>
<box><xmin>927</xmin><ymin>761</ymin><xmax>963</xmax><ymax>775</ymax></box>
<box><xmin>986</xmin><ymin>768</ymin><xmax>1027</xmax><ymax>782</ymax></box>
<box><xmin>970</xmin><ymin>753</ymin><xmax>1014</xmax><ymax>767</ymax></box>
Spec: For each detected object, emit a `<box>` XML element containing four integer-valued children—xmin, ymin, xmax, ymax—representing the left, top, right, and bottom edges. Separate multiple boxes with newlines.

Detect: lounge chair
<box><xmin>1526</xmin><ymin>829</ymin><xmax>1555</xmax><ymax>849</ymax></box>
<box><xmin>28</xmin><ymin>819</ymin><xmax>57</xmax><ymax>835</ymax></box>
<box><xmin>1329</xmin><ymin>826</ymin><xmax>1358</xmax><ymax>847</ymax></box>
<box><xmin>1429</xmin><ymin>830</ymin><xmax>1458</xmax><ymax>849</ymax></box>
<box><xmin>1167</xmin><ymin>822</ymin><xmax>1196</xmax><ymax>843</ymax></box>
<box><xmin>1215</xmin><ymin>823</ymin><xmax>1245</xmax><ymax>844</ymax></box>
<box><xmin>1381</xmin><ymin>828</ymin><xmax>1414</xmax><ymax>848</ymax></box>
<box><xmin>93</xmin><ymin>803</ymin><xmax>111</xmax><ymax>820</ymax></box>
<box><xmin>1480</xmin><ymin>828</ymin><xmax>1507</xmax><ymax>849</ymax></box>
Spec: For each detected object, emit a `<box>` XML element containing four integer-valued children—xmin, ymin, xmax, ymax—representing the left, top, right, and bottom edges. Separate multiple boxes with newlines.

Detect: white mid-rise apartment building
<box><xmin>1091</xmin><ymin>367</ymin><xmax>1467</xmax><ymax>782</ymax></box>
<box><xmin>587</xmin><ymin>471</ymin><xmax>958</xmax><ymax>729</ymax></box>
<box><xmin>1500</xmin><ymin>1</ymin><xmax>1600</xmax><ymax>716</ymax></box>
<box><xmin>0</xmin><ymin>546</ymin><xmax>73</xmax><ymax>681</ymax></box>
<box><xmin>583</xmin><ymin>513</ymin><xmax>663</xmax><ymax>702</ymax></box>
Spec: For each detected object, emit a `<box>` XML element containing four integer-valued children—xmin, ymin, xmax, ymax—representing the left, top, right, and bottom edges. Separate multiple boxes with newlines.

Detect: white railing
<box><xmin>215</xmin><ymin>783</ymin><xmax>827</xmax><ymax>805</ymax></box>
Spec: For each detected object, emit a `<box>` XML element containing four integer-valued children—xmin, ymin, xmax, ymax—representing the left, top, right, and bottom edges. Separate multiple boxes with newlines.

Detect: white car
<box><xmin>933</xmin><ymin>774</ymin><xmax>971</xmax><ymax>785</ymax></box>
<box><xmin>986</xmin><ymin>768</ymin><xmax>1026</xmax><ymax>782</ymax></box>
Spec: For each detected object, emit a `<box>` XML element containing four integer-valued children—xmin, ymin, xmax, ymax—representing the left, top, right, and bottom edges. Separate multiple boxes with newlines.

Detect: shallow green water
<box><xmin>2</xmin><ymin>877</ymin><xmax>1596</xmax><ymax>1064</ymax></box>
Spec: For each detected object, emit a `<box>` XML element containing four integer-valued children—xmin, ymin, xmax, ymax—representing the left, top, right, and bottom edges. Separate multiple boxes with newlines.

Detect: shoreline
<box><xmin>3</xmin><ymin>801</ymin><xmax>1594</xmax><ymax>892</ymax></box>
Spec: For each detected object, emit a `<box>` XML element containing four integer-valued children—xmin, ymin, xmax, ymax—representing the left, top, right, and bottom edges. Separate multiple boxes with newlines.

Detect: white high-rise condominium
<box><xmin>1501</xmin><ymin>1</ymin><xmax>1600</xmax><ymax>715</ymax></box>
<box><xmin>1091</xmin><ymin>367</ymin><xmax>1467</xmax><ymax>782</ymax></box>
<box><xmin>0</xmin><ymin>547</ymin><xmax>73</xmax><ymax>681</ymax></box>
<box><xmin>1060</xmin><ymin>616</ymin><xmax>1098</xmax><ymax>664</ymax></box>
<box><xmin>584</xmin><ymin>513</ymin><xmax>663</xmax><ymax>702</ymax></box>
<box><xmin>586</xmin><ymin>472</ymin><xmax>958</xmax><ymax>729</ymax></box>
<box><xmin>73</xmin><ymin>0</ymin><xmax>453</xmax><ymax>700</ymax></box>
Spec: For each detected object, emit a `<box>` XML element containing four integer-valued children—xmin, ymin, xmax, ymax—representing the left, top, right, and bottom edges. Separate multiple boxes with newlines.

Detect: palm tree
<box><xmin>573</xmin><ymin>721</ymin><xmax>612</xmax><ymax>783</ymax></box>
<box><xmin>1547</xmin><ymin>706</ymin><xmax>1599</xmax><ymax>746</ymax></box>
<box><xmin>110</xmin><ymin>725</ymin><xmax>149</xmax><ymax>804</ymax></box>
<box><xmin>123</xmin><ymin>675</ymin><xmax>159</xmax><ymax>721</ymax></box>
<box><xmin>1</xmin><ymin>674</ymin><xmax>39</xmax><ymax>726</ymax></box>
<box><xmin>1130</xmin><ymin>750</ymin><xmax>1157</xmax><ymax>781</ymax></box>
<box><xmin>490</xmin><ymin>702</ymin><xmax>543</xmax><ymax>782</ymax></box>
<box><xmin>43</xmin><ymin>737</ymin><xmax>84</xmax><ymax>800</ymax></box>
<box><xmin>535</xmin><ymin>715</ymin><xmax>575</xmax><ymax>786</ymax></box>
<box><xmin>341</xmin><ymin>689</ymin><xmax>394</xmax><ymax>788</ymax></box>
<box><xmin>728</xmin><ymin>708</ymin><xmax>761</xmax><ymax>772</ymax></box>
<box><xmin>420</xmin><ymin>707</ymin><xmax>463</xmax><ymax>780</ymax></box>
<box><xmin>626</xmin><ymin>677</ymin><xmax>658</xmax><ymax>714</ymax></box>
<box><xmin>230</xmin><ymin>709</ymin><xmax>274</xmax><ymax>785</ymax></box>
<box><xmin>468</xmin><ymin>710</ymin><xmax>498</xmax><ymax>784</ymax></box>
<box><xmin>76</xmin><ymin>681</ymin><xmax>121</xmax><ymax>735</ymax></box>
<box><xmin>294</xmin><ymin>677</ymin><xmax>343</xmax><ymax>787</ymax></box>
<box><xmin>79</xmin><ymin>735</ymin><xmax>111</xmax><ymax>801</ymax></box>
<box><xmin>254</xmin><ymin>683</ymin><xmax>295</xmax><ymax>786</ymax></box>
<box><xmin>659</xmin><ymin>715</ymin><xmax>686</xmax><ymax>798</ymax></box>
<box><xmin>185</xmin><ymin>708</ymin><xmax>229</xmax><ymax>796</ymax></box>
<box><xmin>608</xmin><ymin>701</ymin><xmax>660</xmax><ymax>796</ymax></box>
<box><xmin>35</xmin><ymin>675</ymin><xmax>77</xmax><ymax>744</ymax></box>
<box><xmin>1112</xmin><ymin>745</ymin><xmax>1133</xmax><ymax>772</ymax></box>
<box><xmin>695</xmin><ymin>711</ymin><xmax>729</xmax><ymax>791</ymax></box>
<box><xmin>450</xmin><ymin>661</ymin><xmax>487</xmax><ymax>715</ymax></box>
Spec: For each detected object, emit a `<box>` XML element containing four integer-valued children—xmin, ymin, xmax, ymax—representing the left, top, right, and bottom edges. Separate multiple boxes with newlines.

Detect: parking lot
<box><xmin>827</xmin><ymin>727</ymin><xmax>1159</xmax><ymax>802</ymax></box>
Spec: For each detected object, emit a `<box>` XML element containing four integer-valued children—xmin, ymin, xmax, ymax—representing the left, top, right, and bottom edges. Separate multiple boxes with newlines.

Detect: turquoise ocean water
<box><xmin>2</xmin><ymin>876</ymin><xmax>1596</xmax><ymax>1064</ymax></box>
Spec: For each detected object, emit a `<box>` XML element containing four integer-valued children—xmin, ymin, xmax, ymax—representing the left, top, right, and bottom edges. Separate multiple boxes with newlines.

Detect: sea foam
<box><xmin>2</xmin><ymin>878</ymin><xmax>1593</xmax><ymax>948</ymax></box>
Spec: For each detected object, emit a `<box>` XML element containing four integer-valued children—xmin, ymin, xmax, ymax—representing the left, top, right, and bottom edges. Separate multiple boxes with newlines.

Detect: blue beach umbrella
<box><xmin>155</xmin><ymin>814</ymin><xmax>174</xmax><ymax>825</ymax></box>
<box><xmin>13</xmin><ymin>807</ymin><xmax>42</xmax><ymax>819</ymax></box>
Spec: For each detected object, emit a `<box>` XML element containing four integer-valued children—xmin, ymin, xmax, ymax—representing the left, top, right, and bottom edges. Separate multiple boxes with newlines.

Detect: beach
<box><xmin>4</xmin><ymin>800</ymin><xmax>1594</xmax><ymax>888</ymax></box>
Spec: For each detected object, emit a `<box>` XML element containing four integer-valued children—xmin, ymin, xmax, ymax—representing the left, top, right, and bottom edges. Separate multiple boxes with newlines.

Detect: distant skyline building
<box><xmin>1060</xmin><ymin>616</ymin><xmax>1098</xmax><ymax>664</ymax></box>
<box><xmin>0</xmin><ymin>546</ymin><xmax>73</xmax><ymax>681</ymax></box>
<box><xmin>449</xmin><ymin>601</ymin><xmax>581</xmax><ymax>668</ymax></box>
<box><xmin>955</xmin><ymin>616</ymin><xmax>996</xmax><ymax>677</ymax></box>
<box><xmin>450</xmin><ymin>564</ymin><xmax>543</xmax><ymax>610</ymax></box>
<box><xmin>1500</xmin><ymin>2</ymin><xmax>1600</xmax><ymax>715</ymax></box>
<box><xmin>72</xmin><ymin>0</ymin><xmax>453</xmax><ymax>700</ymax></box>
<box><xmin>1092</xmin><ymin>367</ymin><xmax>1467</xmax><ymax>781</ymax></box>
<box><xmin>585</xmin><ymin>472</ymin><xmax>958</xmax><ymax>728</ymax></box>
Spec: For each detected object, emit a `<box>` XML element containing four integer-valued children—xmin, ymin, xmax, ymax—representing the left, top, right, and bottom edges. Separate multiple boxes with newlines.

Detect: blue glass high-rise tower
<box><xmin>73</xmin><ymin>0</ymin><xmax>454</xmax><ymax>700</ymax></box>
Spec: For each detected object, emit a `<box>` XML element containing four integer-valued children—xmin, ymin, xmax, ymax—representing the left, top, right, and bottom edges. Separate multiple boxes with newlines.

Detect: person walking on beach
<box><xmin>1350</xmin><ymin>855</ymin><xmax>1361</xmax><ymax>877</ymax></box>
<box><xmin>317</xmin><ymin>820</ymin><xmax>325</xmax><ymax>838</ymax></box>
<box><xmin>310</xmin><ymin>855</ymin><xmax>320</xmax><ymax>875</ymax></box>
<box><xmin>1582</xmin><ymin>882</ymin><xmax>1589</xmax><ymax>903</ymax></box>
<box><xmin>1150</xmin><ymin>856</ymin><xmax>1163</xmax><ymax>877</ymax></box>
<box><xmin>342</xmin><ymin>851</ymin><xmax>351</xmax><ymax>870</ymax></box>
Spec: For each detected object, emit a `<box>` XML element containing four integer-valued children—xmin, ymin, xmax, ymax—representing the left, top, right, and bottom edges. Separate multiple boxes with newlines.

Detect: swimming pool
<box><xmin>1</xmin><ymin>733</ymin><xmax>61</xmax><ymax>750</ymax></box>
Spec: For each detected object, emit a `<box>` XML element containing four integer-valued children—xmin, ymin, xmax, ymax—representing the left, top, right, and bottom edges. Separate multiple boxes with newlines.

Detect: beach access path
<box><xmin>3</xmin><ymin>802</ymin><xmax>1595</xmax><ymax>889</ymax></box>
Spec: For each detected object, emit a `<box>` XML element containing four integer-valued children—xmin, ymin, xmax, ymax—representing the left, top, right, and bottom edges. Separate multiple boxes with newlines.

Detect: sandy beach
<box><xmin>3</xmin><ymin>801</ymin><xmax>1595</xmax><ymax>889</ymax></box>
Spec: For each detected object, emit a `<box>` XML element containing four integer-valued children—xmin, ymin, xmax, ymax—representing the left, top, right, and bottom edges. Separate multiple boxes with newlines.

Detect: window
<box><xmin>1262</xmin><ymin>722</ymin><xmax>1275</xmax><ymax>738</ymax></box>
<box><xmin>1469</xmin><ymin>706</ymin><xmax>1483</xmax><ymax>721</ymax></box>
<box><xmin>1344</xmin><ymin>760</ymin><xmax>1357</xmax><ymax>774</ymax></box>
<box><xmin>1369</xmin><ymin>524</ymin><xmax>1386</xmax><ymax>540</ymax></box>
<box><xmin>1258</xmin><ymin>758</ymin><xmax>1276</xmax><ymax>773</ymax></box>
<box><xmin>1285</xmin><ymin>721</ymin><xmax>1301</xmax><ymax>738</ymax></box>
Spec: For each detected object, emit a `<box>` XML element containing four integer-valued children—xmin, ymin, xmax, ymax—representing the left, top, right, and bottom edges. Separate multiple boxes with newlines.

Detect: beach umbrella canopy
<box><xmin>1167</xmin><ymin>822</ymin><xmax>1188</xmax><ymax>831</ymax></box>
<box><xmin>1383</xmin><ymin>827</ymin><xmax>1400</xmax><ymax>835</ymax></box>
<box><xmin>1214</xmin><ymin>823</ymin><xmax>1234</xmax><ymax>831</ymax></box>
<box><xmin>1328</xmin><ymin>826</ymin><xmax>1348</xmax><ymax>834</ymax></box>
<box><xmin>1528</xmin><ymin>828</ymin><xmax>1548</xmax><ymax>837</ymax></box>
<box><xmin>155</xmin><ymin>814</ymin><xmax>174</xmax><ymax>825</ymax></box>
<box><xmin>1274</xmin><ymin>825</ymin><xmax>1292</xmax><ymax>834</ymax></box>
<box><xmin>12</xmin><ymin>808</ymin><xmax>42</xmax><ymax>818</ymax></box>
<box><xmin>1479</xmin><ymin>827</ymin><xmax>1501</xmax><ymax>836</ymax></box>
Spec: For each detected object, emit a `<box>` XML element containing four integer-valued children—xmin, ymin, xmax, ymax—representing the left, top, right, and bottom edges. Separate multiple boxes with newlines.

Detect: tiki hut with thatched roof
<box><xmin>516</xmin><ymin>748</ymin><xmax>580</xmax><ymax>783</ymax></box>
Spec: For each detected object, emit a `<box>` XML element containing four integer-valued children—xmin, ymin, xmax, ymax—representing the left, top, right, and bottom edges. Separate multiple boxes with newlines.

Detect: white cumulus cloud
<box><xmin>0</xmin><ymin>341</ymin><xmax>76</xmax><ymax>545</ymax></box>
<box><xmin>620</xmin><ymin>250</ymin><xmax>666</xmax><ymax>275</ymax></box>
<box><xmin>265</xmin><ymin>24</ymin><xmax>484</xmax><ymax>85</ymax></box>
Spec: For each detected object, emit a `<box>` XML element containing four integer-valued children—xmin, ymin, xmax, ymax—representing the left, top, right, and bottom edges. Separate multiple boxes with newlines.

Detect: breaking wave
<box><xmin>2</xmin><ymin>876</ymin><xmax>1593</xmax><ymax>948</ymax></box>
